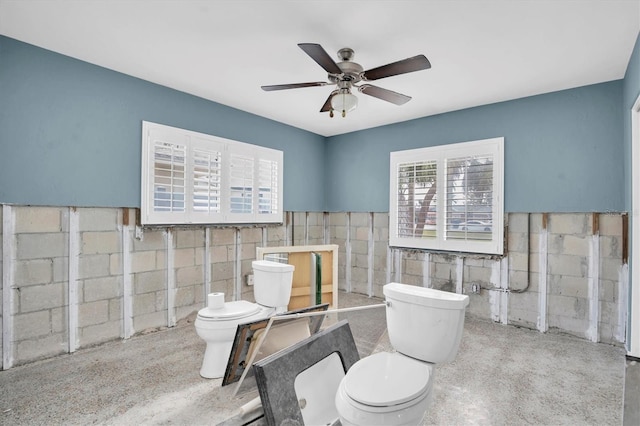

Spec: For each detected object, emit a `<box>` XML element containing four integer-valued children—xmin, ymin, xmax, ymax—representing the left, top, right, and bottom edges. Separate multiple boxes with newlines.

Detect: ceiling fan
<box><xmin>261</xmin><ymin>43</ymin><xmax>432</xmax><ymax>117</ymax></box>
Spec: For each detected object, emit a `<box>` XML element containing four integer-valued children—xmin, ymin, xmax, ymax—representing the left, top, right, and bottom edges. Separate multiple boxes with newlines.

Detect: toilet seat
<box><xmin>197</xmin><ymin>300</ymin><xmax>261</xmax><ymax>321</ymax></box>
<box><xmin>343</xmin><ymin>352</ymin><xmax>432</xmax><ymax>408</ymax></box>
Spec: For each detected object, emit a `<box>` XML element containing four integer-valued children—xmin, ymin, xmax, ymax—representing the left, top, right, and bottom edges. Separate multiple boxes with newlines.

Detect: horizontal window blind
<box><xmin>141</xmin><ymin>121</ymin><xmax>283</xmax><ymax>225</ymax></box>
<box><xmin>390</xmin><ymin>137</ymin><xmax>504</xmax><ymax>255</ymax></box>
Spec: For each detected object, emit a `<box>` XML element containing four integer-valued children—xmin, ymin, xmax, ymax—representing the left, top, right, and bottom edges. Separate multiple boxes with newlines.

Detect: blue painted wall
<box><xmin>0</xmin><ymin>36</ymin><xmax>326</xmax><ymax>211</ymax></box>
<box><xmin>325</xmin><ymin>81</ymin><xmax>624</xmax><ymax>213</ymax></box>
<box><xmin>0</xmin><ymin>35</ymin><xmax>635</xmax><ymax>215</ymax></box>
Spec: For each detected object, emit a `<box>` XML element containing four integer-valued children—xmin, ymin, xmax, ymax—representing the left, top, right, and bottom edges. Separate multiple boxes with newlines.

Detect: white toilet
<box><xmin>194</xmin><ymin>260</ymin><xmax>294</xmax><ymax>379</ymax></box>
<box><xmin>335</xmin><ymin>282</ymin><xmax>469</xmax><ymax>426</ymax></box>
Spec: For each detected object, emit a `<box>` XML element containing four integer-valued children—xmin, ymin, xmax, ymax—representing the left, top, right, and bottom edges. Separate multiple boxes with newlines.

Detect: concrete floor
<box><xmin>0</xmin><ymin>291</ymin><xmax>631</xmax><ymax>425</ymax></box>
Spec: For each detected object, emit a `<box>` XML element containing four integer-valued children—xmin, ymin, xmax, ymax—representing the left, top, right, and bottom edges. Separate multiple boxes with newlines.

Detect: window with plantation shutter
<box><xmin>141</xmin><ymin>121</ymin><xmax>283</xmax><ymax>225</ymax></box>
<box><xmin>390</xmin><ymin>137</ymin><xmax>504</xmax><ymax>255</ymax></box>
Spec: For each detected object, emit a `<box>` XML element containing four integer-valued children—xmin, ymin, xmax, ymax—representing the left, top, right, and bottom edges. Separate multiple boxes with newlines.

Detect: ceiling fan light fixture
<box><xmin>331</xmin><ymin>91</ymin><xmax>358</xmax><ymax>117</ymax></box>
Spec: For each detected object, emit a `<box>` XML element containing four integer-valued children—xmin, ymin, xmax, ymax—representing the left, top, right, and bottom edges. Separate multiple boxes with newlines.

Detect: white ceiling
<box><xmin>1</xmin><ymin>0</ymin><xmax>639</xmax><ymax>137</ymax></box>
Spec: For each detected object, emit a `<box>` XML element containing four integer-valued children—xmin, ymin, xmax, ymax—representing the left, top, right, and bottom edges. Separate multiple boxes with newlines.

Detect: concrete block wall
<box><xmin>1</xmin><ymin>206</ymin><xmax>627</xmax><ymax>368</ymax></box>
<box><xmin>1</xmin><ymin>205</ymin><xmax>290</xmax><ymax>369</ymax></box>
<box><xmin>328</xmin><ymin>211</ymin><xmax>627</xmax><ymax>347</ymax></box>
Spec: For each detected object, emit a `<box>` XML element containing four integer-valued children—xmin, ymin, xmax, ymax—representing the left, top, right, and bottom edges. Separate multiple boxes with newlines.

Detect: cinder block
<box><xmin>600</xmin><ymin>258</ymin><xmax>623</xmax><ymax>282</ymax></box>
<box><xmin>211</xmin><ymin>245</ymin><xmax>229</xmax><ymax>263</ymax></box>
<box><xmin>14</xmin><ymin>207</ymin><xmax>62</xmax><ymax>233</ymax></box>
<box><xmin>355</xmin><ymin>226</ymin><xmax>369</xmax><ymax>241</ymax></box>
<box><xmin>14</xmin><ymin>310</ymin><xmax>51</xmax><ymax>339</ymax></box>
<box><xmin>548</xmin><ymin>294</ymin><xmax>588</xmax><ymax>320</ymax></box>
<box><xmin>600</xmin><ymin>235</ymin><xmax>622</xmax><ymax>259</ymax></box>
<box><xmin>78</xmin><ymin>208</ymin><xmax>118</xmax><ymax>232</ymax></box>
<box><xmin>134</xmin><ymin>270</ymin><xmax>166</xmax><ymax>294</ymax></box>
<box><xmin>79</xmin><ymin>254</ymin><xmax>111</xmax><ymax>279</ymax></box>
<box><xmin>177</xmin><ymin>265</ymin><xmax>203</xmax><ymax>288</ymax></box>
<box><xmin>507</xmin><ymin>213</ymin><xmax>529</xmax><ymax>234</ymax></box>
<box><xmin>599</xmin><ymin>213</ymin><xmax>622</xmax><ymax>237</ymax></box>
<box><xmin>175</xmin><ymin>286</ymin><xmax>196</xmax><ymax>307</ymax></box>
<box><xmin>329</xmin><ymin>213</ymin><xmax>348</xmax><ymax>227</ymax></box>
<box><xmin>16</xmin><ymin>333</ymin><xmax>66</xmax><ymax>364</ymax></box>
<box><xmin>549</xmin><ymin>213</ymin><xmax>588</xmax><ymax>236</ymax></box>
<box><xmin>80</xmin><ymin>321</ymin><xmax>121</xmax><ymax>347</ymax></box>
<box><xmin>174</xmin><ymin>247</ymin><xmax>195</xmax><ymax>268</ymax></box>
<box><xmin>79</xmin><ymin>300</ymin><xmax>110</xmax><ymax>326</ymax></box>
<box><xmin>133</xmin><ymin>311</ymin><xmax>167</xmax><ymax>333</ymax></box>
<box><xmin>351</xmin><ymin>240</ymin><xmax>368</xmax><ymax>255</ymax></box>
<box><xmin>562</xmin><ymin>235</ymin><xmax>589</xmax><ymax>257</ymax></box>
<box><xmin>109</xmin><ymin>299</ymin><xmax>122</xmax><ymax>321</ymax></box>
<box><xmin>547</xmin><ymin>254</ymin><xmax>587</xmax><ymax>278</ymax></box>
<box><xmin>16</xmin><ymin>233</ymin><xmax>65</xmax><ymax>260</ymax></box>
<box><xmin>212</xmin><ymin>262</ymin><xmax>234</xmax><ymax>281</ymax></box>
<box><xmin>19</xmin><ymin>282</ymin><xmax>64</xmax><ymax>313</ymax></box>
<box><xmin>14</xmin><ymin>259</ymin><xmax>53</xmax><ymax>286</ymax></box>
<box><xmin>53</xmin><ymin>257</ymin><xmax>67</xmax><ymax>284</ymax></box>
<box><xmin>133</xmin><ymin>292</ymin><xmax>160</xmax><ymax>316</ymax></box>
<box><xmin>240</xmin><ymin>242</ymin><xmax>256</xmax><ymax>260</ymax></box>
<box><xmin>132</xmin><ymin>230</ymin><xmax>165</xmax><ymax>251</ymax></box>
<box><xmin>211</xmin><ymin>228</ymin><xmax>236</xmax><ymax>246</ymax></box>
<box><xmin>82</xmin><ymin>231</ymin><xmax>120</xmax><ymax>254</ymax></box>
<box><xmin>350</xmin><ymin>213</ymin><xmax>369</xmax><ymax>227</ymax></box>
<box><xmin>240</xmin><ymin>228</ymin><xmax>262</xmax><ymax>245</ymax></box>
<box><xmin>131</xmin><ymin>250</ymin><xmax>157</xmax><ymax>273</ymax></box>
<box><xmin>52</xmin><ymin>307</ymin><xmax>66</xmax><ymax>334</ymax></box>
<box><xmin>266</xmin><ymin>225</ymin><xmax>286</xmax><ymax>243</ymax></box>
<box><xmin>83</xmin><ymin>276</ymin><xmax>121</xmax><ymax>302</ymax></box>
<box><xmin>176</xmin><ymin>229</ymin><xmax>197</xmax><ymax>248</ymax></box>
<box><xmin>109</xmin><ymin>253</ymin><xmax>122</xmax><ymax>275</ymax></box>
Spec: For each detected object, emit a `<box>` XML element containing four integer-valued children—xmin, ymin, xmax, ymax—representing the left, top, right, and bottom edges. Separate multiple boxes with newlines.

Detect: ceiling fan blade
<box><xmin>261</xmin><ymin>82</ymin><xmax>328</xmax><ymax>91</ymax></box>
<box><xmin>359</xmin><ymin>84</ymin><xmax>411</xmax><ymax>105</ymax></box>
<box><xmin>298</xmin><ymin>43</ymin><xmax>342</xmax><ymax>75</ymax></box>
<box><xmin>363</xmin><ymin>55</ymin><xmax>431</xmax><ymax>81</ymax></box>
<box><xmin>320</xmin><ymin>92</ymin><xmax>337</xmax><ymax>112</ymax></box>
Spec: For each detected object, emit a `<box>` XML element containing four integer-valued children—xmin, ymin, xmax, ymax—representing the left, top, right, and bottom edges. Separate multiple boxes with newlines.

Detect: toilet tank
<box><xmin>383</xmin><ymin>282</ymin><xmax>469</xmax><ymax>364</ymax></box>
<box><xmin>252</xmin><ymin>260</ymin><xmax>295</xmax><ymax>308</ymax></box>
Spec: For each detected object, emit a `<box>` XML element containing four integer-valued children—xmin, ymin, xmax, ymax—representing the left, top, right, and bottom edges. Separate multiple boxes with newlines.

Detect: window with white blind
<box><xmin>141</xmin><ymin>121</ymin><xmax>283</xmax><ymax>225</ymax></box>
<box><xmin>390</xmin><ymin>137</ymin><xmax>504</xmax><ymax>254</ymax></box>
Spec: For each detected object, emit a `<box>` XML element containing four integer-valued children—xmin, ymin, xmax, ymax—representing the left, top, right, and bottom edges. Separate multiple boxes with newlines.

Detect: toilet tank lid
<box><xmin>252</xmin><ymin>259</ymin><xmax>295</xmax><ymax>272</ymax></box>
<box><xmin>384</xmin><ymin>282</ymin><xmax>469</xmax><ymax>309</ymax></box>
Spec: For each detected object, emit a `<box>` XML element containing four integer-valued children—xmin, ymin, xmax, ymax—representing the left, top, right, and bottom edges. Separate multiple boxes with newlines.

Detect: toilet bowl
<box><xmin>335</xmin><ymin>282</ymin><xmax>469</xmax><ymax>426</ymax></box>
<box><xmin>194</xmin><ymin>260</ymin><xmax>294</xmax><ymax>379</ymax></box>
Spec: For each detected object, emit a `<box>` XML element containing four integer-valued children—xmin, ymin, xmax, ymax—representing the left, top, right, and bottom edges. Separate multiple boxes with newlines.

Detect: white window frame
<box><xmin>141</xmin><ymin>121</ymin><xmax>283</xmax><ymax>225</ymax></box>
<box><xmin>390</xmin><ymin>137</ymin><xmax>504</xmax><ymax>255</ymax></box>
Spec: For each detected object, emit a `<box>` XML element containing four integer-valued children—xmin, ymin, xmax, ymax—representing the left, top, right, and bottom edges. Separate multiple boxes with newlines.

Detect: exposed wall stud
<box><xmin>323</xmin><ymin>212</ymin><xmax>330</xmax><ymax>245</ymax></box>
<box><xmin>617</xmin><ymin>264</ymin><xmax>629</xmax><ymax>343</ymax></box>
<box><xmin>500</xmin><ymin>257</ymin><xmax>509</xmax><ymax>325</ymax></box>
<box><xmin>204</xmin><ymin>228</ymin><xmax>211</xmax><ymax>301</ymax></box>
<box><xmin>537</xmin><ymin>214</ymin><xmax>549</xmax><ymax>332</ymax></box>
<box><xmin>423</xmin><ymin>253</ymin><xmax>430</xmax><ymax>288</ymax></box>
<box><xmin>587</xmin><ymin>213</ymin><xmax>600</xmax><ymax>342</ymax></box>
<box><xmin>395</xmin><ymin>248</ymin><xmax>402</xmax><ymax>283</ymax></box>
<box><xmin>367</xmin><ymin>212</ymin><xmax>374</xmax><ymax>297</ymax></box>
<box><xmin>386</xmin><ymin>246</ymin><xmax>392</xmax><ymax>286</ymax></box>
<box><xmin>304</xmin><ymin>212</ymin><xmax>309</xmax><ymax>245</ymax></box>
<box><xmin>235</xmin><ymin>228</ymin><xmax>242</xmax><ymax>300</ymax></box>
<box><xmin>68</xmin><ymin>207</ymin><xmax>79</xmax><ymax>352</ymax></box>
<box><xmin>455</xmin><ymin>257</ymin><xmax>464</xmax><ymax>294</ymax></box>
<box><xmin>121</xmin><ymin>209</ymin><xmax>133</xmax><ymax>339</ymax></box>
<box><xmin>345</xmin><ymin>213</ymin><xmax>352</xmax><ymax>292</ymax></box>
<box><xmin>489</xmin><ymin>260</ymin><xmax>501</xmax><ymax>322</ymax></box>
<box><xmin>2</xmin><ymin>205</ymin><xmax>14</xmax><ymax>370</ymax></box>
<box><xmin>165</xmin><ymin>229</ymin><xmax>176</xmax><ymax>327</ymax></box>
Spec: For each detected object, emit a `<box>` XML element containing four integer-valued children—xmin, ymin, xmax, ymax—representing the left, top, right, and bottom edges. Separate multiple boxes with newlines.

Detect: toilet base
<box><xmin>199</xmin><ymin>340</ymin><xmax>234</xmax><ymax>379</ymax></box>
